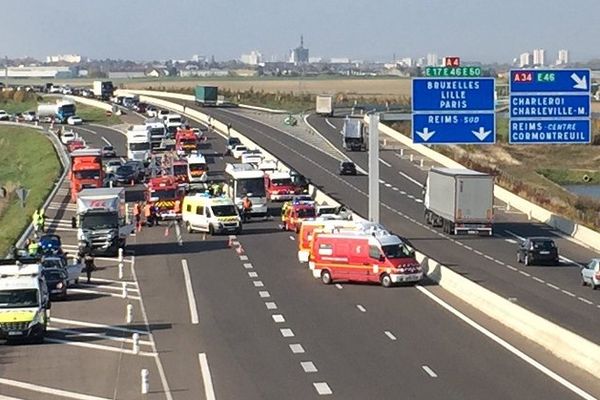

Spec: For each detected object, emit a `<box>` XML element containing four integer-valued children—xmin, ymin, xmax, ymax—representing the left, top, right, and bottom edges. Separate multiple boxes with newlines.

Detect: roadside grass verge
<box><xmin>0</xmin><ymin>127</ymin><xmax>61</xmax><ymax>255</ymax></box>
<box><xmin>76</xmin><ymin>104</ymin><xmax>122</xmax><ymax>125</ymax></box>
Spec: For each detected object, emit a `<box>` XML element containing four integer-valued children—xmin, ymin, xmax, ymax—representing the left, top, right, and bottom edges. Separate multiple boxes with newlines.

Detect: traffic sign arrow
<box><xmin>571</xmin><ymin>73</ymin><xmax>588</xmax><ymax>90</ymax></box>
<box><xmin>472</xmin><ymin>127</ymin><xmax>492</xmax><ymax>141</ymax></box>
<box><xmin>416</xmin><ymin>127</ymin><xmax>435</xmax><ymax>142</ymax></box>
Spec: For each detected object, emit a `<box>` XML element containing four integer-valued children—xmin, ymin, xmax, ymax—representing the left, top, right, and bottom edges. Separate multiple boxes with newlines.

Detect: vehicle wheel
<box><xmin>524</xmin><ymin>255</ymin><xmax>530</xmax><ymax>266</ymax></box>
<box><xmin>581</xmin><ymin>278</ymin><xmax>587</xmax><ymax>286</ymax></box>
<box><xmin>75</xmin><ymin>278</ymin><xmax>79</xmax><ymax>285</ymax></box>
<box><xmin>424</xmin><ymin>210</ymin><xmax>431</xmax><ymax>225</ymax></box>
<box><xmin>380</xmin><ymin>273</ymin><xmax>392</xmax><ymax>288</ymax></box>
<box><xmin>593</xmin><ymin>283</ymin><xmax>599</xmax><ymax>290</ymax></box>
<box><xmin>321</xmin><ymin>270</ymin><xmax>332</xmax><ymax>285</ymax></box>
<box><xmin>186</xmin><ymin>222</ymin><xmax>193</xmax><ymax>233</ymax></box>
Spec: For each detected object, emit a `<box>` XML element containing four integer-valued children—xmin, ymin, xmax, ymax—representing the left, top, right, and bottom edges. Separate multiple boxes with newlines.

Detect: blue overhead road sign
<box><xmin>509</xmin><ymin>69</ymin><xmax>591</xmax><ymax>144</ymax></box>
<box><xmin>412</xmin><ymin>77</ymin><xmax>496</xmax><ymax>144</ymax></box>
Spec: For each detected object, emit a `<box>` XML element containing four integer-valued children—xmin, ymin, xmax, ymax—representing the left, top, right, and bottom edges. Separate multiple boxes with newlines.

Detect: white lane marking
<box><xmin>463</xmin><ymin>245</ymin><xmax>473</xmax><ymax>251</ymax></box>
<box><xmin>248</xmin><ymin>271</ymin><xmax>258</xmax><ymax>278</ymax></box>
<box><xmin>505</xmin><ymin>230</ymin><xmax>524</xmax><ymax>241</ymax></box>
<box><xmin>240</xmin><ymin>255</ymin><xmax>249</xmax><ymax>261</ymax></box>
<box><xmin>398</xmin><ymin>170</ymin><xmax>424</xmax><ymax>188</ymax></box>
<box><xmin>579</xmin><ymin>297</ymin><xmax>593</xmax><ymax>305</ymax></box>
<box><xmin>50</xmin><ymin>318</ymin><xmax>148</xmax><ymax>335</ymax></box>
<box><xmin>181</xmin><ymin>259</ymin><xmax>199</xmax><ymax>324</ymax></box>
<box><xmin>379</xmin><ymin>179</ymin><xmax>386</xmax><ymax>184</ymax></box>
<box><xmin>560</xmin><ymin>255</ymin><xmax>585</xmax><ymax>268</ymax></box>
<box><xmin>175</xmin><ymin>223</ymin><xmax>183</xmax><ymax>246</ymax></box>
<box><xmin>45</xmin><ymin>338</ymin><xmax>155</xmax><ymax>357</ymax></box>
<box><xmin>280</xmin><ymin>328</ymin><xmax>295</xmax><ymax>337</ymax></box>
<box><xmin>484</xmin><ymin>254</ymin><xmax>493</xmax><ymax>261</ymax></box>
<box><xmin>384</xmin><ymin>183</ymin><xmax>392</xmax><ymax>188</ymax></box>
<box><xmin>253</xmin><ymin>280</ymin><xmax>264</xmax><ymax>287</ymax></box>
<box><xmin>198</xmin><ymin>353</ymin><xmax>217</xmax><ymax>400</ymax></box>
<box><xmin>68</xmin><ymin>288</ymin><xmax>141</xmax><ymax>301</ymax></box>
<box><xmin>496</xmin><ymin>260</ymin><xmax>506</xmax><ymax>266</ymax></box>
<box><xmin>259</xmin><ymin>290</ymin><xmax>270</xmax><ymax>298</ymax></box>
<box><xmin>266</xmin><ymin>302</ymin><xmax>278</xmax><ymax>310</ymax></box>
<box><xmin>289</xmin><ymin>235</ymin><xmax>296</xmax><ymax>241</ymax></box>
<box><xmin>335</xmin><ymin>283</ymin><xmax>343</xmax><ymax>289</ymax></box>
<box><xmin>49</xmin><ymin>327</ymin><xmax>152</xmax><ymax>346</ymax></box>
<box><xmin>356</xmin><ymin>305</ymin><xmax>366</xmax><ymax>312</ymax></box>
<box><xmin>325</xmin><ymin>118</ymin><xmax>336</xmax><ymax>129</ymax></box>
<box><xmin>506</xmin><ymin>265</ymin><xmax>518</xmax><ymax>271</ymax></box>
<box><xmin>422</xmin><ymin>365</ymin><xmax>438</xmax><ymax>378</ymax></box>
<box><xmin>474</xmin><ymin>250</ymin><xmax>483</xmax><ymax>256</ymax></box>
<box><xmin>290</xmin><ymin>343</ymin><xmax>305</xmax><ymax>354</ymax></box>
<box><xmin>84</xmin><ymin>277</ymin><xmax>137</xmax><ymax>286</ymax></box>
<box><xmin>416</xmin><ymin>285</ymin><xmax>599</xmax><ymax>400</ymax></box>
<box><xmin>407</xmin><ymin>194</ymin><xmax>415</xmax><ymax>199</ymax></box>
<box><xmin>399</xmin><ymin>190</ymin><xmax>406</xmax><ymax>195</ymax></box>
<box><xmin>392</xmin><ymin>187</ymin><xmax>399</xmax><ymax>191</ymax></box>
<box><xmin>561</xmin><ymin>289</ymin><xmax>576</xmax><ymax>297</ymax></box>
<box><xmin>243</xmin><ymin>263</ymin><xmax>253</xmax><ymax>269</ymax></box>
<box><xmin>532</xmin><ymin>277</ymin><xmax>545</xmax><ymax>284</ymax></box>
<box><xmin>379</xmin><ymin>158</ymin><xmax>392</xmax><ymax>167</ymax></box>
<box><xmin>0</xmin><ymin>377</ymin><xmax>111</xmax><ymax>400</ymax></box>
<box><xmin>505</xmin><ymin>238</ymin><xmax>517</xmax><ymax>244</ymax></box>
<box><xmin>0</xmin><ymin>395</ymin><xmax>26</xmax><ymax>400</ymax></box>
<box><xmin>272</xmin><ymin>314</ymin><xmax>285</xmax><ymax>323</ymax></box>
<box><xmin>301</xmin><ymin>361</ymin><xmax>318</xmax><ymax>373</ymax></box>
<box><xmin>547</xmin><ymin>283</ymin><xmax>560</xmax><ymax>290</ymax></box>
<box><xmin>415</xmin><ymin>198</ymin><xmax>423</xmax><ymax>203</ymax></box>
<box><xmin>313</xmin><ymin>382</ymin><xmax>333</xmax><ymax>395</ymax></box>
<box><xmin>384</xmin><ymin>331</ymin><xmax>397</xmax><ymax>341</ymax></box>
<box><xmin>519</xmin><ymin>271</ymin><xmax>531</xmax><ymax>277</ymax></box>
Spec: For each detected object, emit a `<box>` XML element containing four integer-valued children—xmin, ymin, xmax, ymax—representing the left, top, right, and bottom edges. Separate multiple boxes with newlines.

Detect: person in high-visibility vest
<box><xmin>37</xmin><ymin>208</ymin><xmax>45</xmax><ymax>233</ymax></box>
<box><xmin>32</xmin><ymin>210</ymin><xmax>39</xmax><ymax>230</ymax></box>
<box><xmin>27</xmin><ymin>239</ymin><xmax>40</xmax><ymax>256</ymax></box>
<box><xmin>144</xmin><ymin>203</ymin><xmax>153</xmax><ymax>227</ymax></box>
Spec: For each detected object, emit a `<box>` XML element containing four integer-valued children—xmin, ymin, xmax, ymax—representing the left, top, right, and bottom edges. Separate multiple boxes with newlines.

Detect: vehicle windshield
<box><xmin>382</xmin><ymin>243</ymin><xmax>415</xmax><ymax>259</ymax></box>
<box><xmin>149</xmin><ymin>127</ymin><xmax>165</xmax><ymax>136</ymax></box>
<box><xmin>129</xmin><ymin>142</ymin><xmax>150</xmax><ymax>151</ymax></box>
<box><xmin>43</xmin><ymin>270</ymin><xmax>65</xmax><ymax>281</ymax></box>
<box><xmin>272</xmin><ymin>178</ymin><xmax>293</xmax><ymax>187</ymax></box>
<box><xmin>103</xmin><ymin>146</ymin><xmax>114</xmax><ymax>151</ymax></box>
<box><xmin>532</xmin><ymin>240</ymin><xmax>555</xmax><ymax>250</ymax></box>
<box><xmin>173</xmin><ymin>165</ymin><xmax>187</xmax><ymax>175</ymax></box>
<box><xmin>228</xmin><ymin>139</ymin><xmax>241</xmax><ymax>146</ymax></box>
<box><xmin>42</xmin><ymin>259</ymin><xmax>64</xmax><ymax>269</ymax></box>
<box><xmin>297</xmin><ymin>208</ymin><xmax>316</xmax><ymax>219</ymax></box>
<box><xmin>291</xmin><ymin>175</ymin><xmax>308</xmax><ymax>186</ymax></box>
<box><xmin>212</xmin><ymin>205</ymin><xmax>238</xmax><ymax>217</ymax></box>
<box><xmin>189</xmin><ymin>163</ymin><xmax>206</xmax><ymax>172</ymax></box>
<box><xmin>152</xmin><ymin>189</ymin><xmax>177</xmax><ymax>200</ymax></box>
<box><xmin>0</xmin><ymin>289</ymin><xmax>39</xmax><ymax>309</ymax></box>
<box><xmin>182</xmin><ymin>139</ymin><xmax>196</xmax><ymax>145</ymax></box>
<box><xmin>75</xmin><ymin>170</ymin><xmax>101</xmax><ymax>180</ymax></box>
<box><xmin>61</xmin><ymin>104</ymin><xmax>76</xmax><ymax>114</ymax></box>
<box><xmin>237</xmin><ymin>178</ymin><xmax>266</xmax><ymax>197</ymax></box>
<box><xmin>81</xmin><ymin>212</ymin><xmax>118</xmax><ymax>229</ymax></box>
<box><xmin>168</xmin><ymin>117</ymin><xmax>182</xmax><ymax>124</ymax></box>
<box><xmin>117</xmin><ymin>166</ymin><xmax>133</xmax><ymax>175</ymax></box>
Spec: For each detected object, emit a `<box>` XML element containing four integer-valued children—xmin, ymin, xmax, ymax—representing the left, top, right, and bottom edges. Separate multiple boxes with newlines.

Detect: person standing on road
<box><xmin>133</xmin><ymin>202</ymin><xmax>142</xmax><ymax>232</ymax></box>
<box><xmin>144</xmin><ymin>203</ymin><xmax>153</xmax><ymax>227</ymax></box>
<box><xmin>37</xmin><ymin>208</ymin><xmax>45</xmax><ymax>233</ymax></box>
<box><xmin>27</xmin><ymin>239</ymin><xmax>39</xmax><ymax>256</ymax></box>
<box><xmin>242</xmin><ymin>195</ymin><xmax>253</xmax><ymax>222</ymax></box>
<box><xmin>84</xmin><ymin>254</ymin><xmax>95</xmax><ymax>284</ymax></box>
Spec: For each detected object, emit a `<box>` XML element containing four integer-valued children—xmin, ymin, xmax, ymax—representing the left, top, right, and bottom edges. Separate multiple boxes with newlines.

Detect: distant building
<box><xmin>46</xmin><ymin>54</ymin><xmax>82</xmax><ymax>64</ymax></box>
<box><xmin>329</xmin><ymin>57</ymin><xmax>350</xmax><ymax>64</ymax></box>
<box><xmin>108</xmin><ymin>71</ymin><xmax>146</xmax><ymax>79</ymax></box>
<box><xmin>309</xmin><ymin>57</ymin><xmax>322</xmax><ymax>63</ymax></box>
<box><xmin>289</xmin><ymin>35</ymin><xmax>309</xmax><ymax>64</ymax></box>
<box><xmin>0</xmin><ymin>65</ymin><xmax>73</xmax><ymax>78</ymax></box>
<box><xmin>519</xmin><ymin>52</ymin><xmax>531</xmax><ymax>67</ymax></box>
<box><xmin>398</xmin><ymin>57</ymin><xmax>413</xmax><ymax>68</ymax></box>
<box><xmin>240</xmin><ymin>50</ymin><xmax>262</xmax><ymax>66</ymax></box>
<box><xmin>533</xmin><ymin>48</ymin><xmax>545</xmax><ymax>66</ymax></box>
<box><xmin>426</xmin><ymin>53</ymin><xmax>438</xmax><ymax>66</ymax></box>
<box><xmin>191</xmin><ymin>54</ymin><xmax>207</xmax><ymax>63</ymax></box>
<box><xmin>557</xmin><ymin>49</ymin><xmax>569</xmax><ymax>65</ymax></box>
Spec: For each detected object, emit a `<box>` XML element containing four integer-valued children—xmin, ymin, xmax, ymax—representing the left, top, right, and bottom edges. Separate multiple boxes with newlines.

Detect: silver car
<box><xmin>581</xmin><ymin>258</ymin><xmax>600</xmax><ymax>289</ymax></box>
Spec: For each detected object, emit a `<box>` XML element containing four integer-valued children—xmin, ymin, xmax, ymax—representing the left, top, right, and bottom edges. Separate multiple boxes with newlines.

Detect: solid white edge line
<box><xmin>198</xmin><ymin>353</ymin><xmax>217</xmax><ymax>400</ymax></box>
<box><xmin>181</xmin><ymin>259</ymin><xmax>199</xmax><ymax>324</ymax></box>
<box><xmin>379</xmin><ymin>158</ymin><xmax>392</xmax><ymax>167</ymax></box>
<box><xmin>415</xmin><ymin>285</ymin><xmax>598</xmax><ymax>400</ymax></box>
<box><xmin>398</xmin><ymin>170</ymin><xmax>424</xmax><ymax>188</ymax></box>
<box><xmin>325</xmin><ymin>118</ymin><xmax>336</xmax><ymax>129</ymax></box>
<box><xmin>0</xmin><ymin>377</ymin><xmax>111</xmax><ymax>400</ymax></box>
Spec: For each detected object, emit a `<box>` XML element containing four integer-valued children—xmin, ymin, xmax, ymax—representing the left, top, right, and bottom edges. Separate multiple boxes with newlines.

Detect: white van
<box><xmin>182</xmin><ymin>194</ymin><xmax>242</xmax><ymax>235</ymax></box>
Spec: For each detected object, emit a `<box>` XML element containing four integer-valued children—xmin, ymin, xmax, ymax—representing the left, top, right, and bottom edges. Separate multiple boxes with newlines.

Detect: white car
<box><xmin>67</xmin><ymin>116</ymin><xmax>83</xmax><ymax>125</ymax></box>
<box><xmin>104</xmin><ymin>159</ymin><xmax>123</xmax><ymax>175</ymax></box>
<box><xmin>0</xmin><ymin>110</ymin><xmax>9</xmax><ymax>121</ymax></box>
<box><xmin>22</xmin><ymin>111</ymin><xmax>37</xmax><ymax>121</ymax></box>
<box><xmin>158</xmin><ymin>110</ymin><xmax>170</xmax><ymax>121</ymax></box>
<box><xmin>581</xmin><ymin>258</ymin><xmax>600</xmax><ymax>290</ymax></box>
<box><xmin>241</xmin><ymin>150</ymin><xmax>264</xmax><ymax>165</ymax></box>
<box><xmin>231</xmin><ymin>145</ymin><xmax>249</xmax><ymax>159</ymax></box>
<box><xmin>61</xmin><ymin>131</ymin><xmax>78</xmax><ymax>145</ymax></box>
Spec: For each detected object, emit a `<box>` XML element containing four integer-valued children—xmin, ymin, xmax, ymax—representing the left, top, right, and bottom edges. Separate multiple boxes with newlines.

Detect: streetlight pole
<box><xmin>368</xmin><ymin>113</ymin><xmax>380</xmax><ymax>223</ymax></box>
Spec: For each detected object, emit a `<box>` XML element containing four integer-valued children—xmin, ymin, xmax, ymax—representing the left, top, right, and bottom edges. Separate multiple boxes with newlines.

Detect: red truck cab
<box><xmin>69</xmin><ymin>149</ymin><xmax>104</xmax><ymax>202</ymax></box>
<box><xmin>265</xmin><ymin>171</ymin><xmax>301</xmax><ymax>201</ymax></box>
<box><xmin>147</xmin><ymin>175</ymin><xmax>183</xmax><ymax>219</ymax></box>
<box><xmin>175</xmin><ymin>129</ymin><xmax>198</xmax><ymax>155</ymax></box>
<box><xmin>309</xmin><ymin>230</ymin><xmax>422</xmax><ymax>287</ymax></box>
<box><xmin>172</xmin><ymin>159</ymin><xmax>189</xmax><ymax>186</ymax></box>
<box><xmin>282</xmin><ymin>200</ymin><xmax>316</xmax><ymax>232</ymax></box>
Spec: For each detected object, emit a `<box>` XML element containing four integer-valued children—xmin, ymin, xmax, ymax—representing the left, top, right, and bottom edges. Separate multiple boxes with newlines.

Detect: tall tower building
<box><xmin>557</xmin><ymin>49</ymin><xmax>569</xmax><ymax>65</ymax></box>
<box><xmin>519</xmin><ymin>52</ymin><xmax>531</xmax><ymax>67</ymax></box>
<box><xmin>532</xmin><ymin>48</ymin><xmax>545</xmax><ymax>66</ymax></box>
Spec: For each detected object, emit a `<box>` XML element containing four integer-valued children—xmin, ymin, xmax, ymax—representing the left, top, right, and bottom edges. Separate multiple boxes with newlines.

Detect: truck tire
<box><xmin>321</xmin><ymin>270</ymin><xmax>332</xmax><ymax>285</ymax></box>
<box><xmin>424</xmin><ymin>210</ymin><xmax>431</xmax><ymax>225</ymax></box>
<box><xmin>380</xmin><ymin>273</ymin><xmax>392</xmax><ymax>288</ymax></box>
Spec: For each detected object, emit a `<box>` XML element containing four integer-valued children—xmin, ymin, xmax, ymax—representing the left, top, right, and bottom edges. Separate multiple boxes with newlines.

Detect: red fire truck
<box><xmin>69</xmin><ymin>148</ymin><xmax>104</xmax><ymax>202</ymax></box>
<box><xmin>147</xmin><ymin>175</ymin><xmax>183</xmax><ymax>219</ymax></box>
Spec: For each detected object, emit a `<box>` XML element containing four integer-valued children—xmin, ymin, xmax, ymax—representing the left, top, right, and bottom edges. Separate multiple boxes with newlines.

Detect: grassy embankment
<box><xmin>0</xmin><ymin>127</ymin><xmax>61</xmax><ymax>255</ymax></box>
<box><xmin>76</xmin><ymin>104</ymin><xmax>122</xmax><ymax>125</ymax></box>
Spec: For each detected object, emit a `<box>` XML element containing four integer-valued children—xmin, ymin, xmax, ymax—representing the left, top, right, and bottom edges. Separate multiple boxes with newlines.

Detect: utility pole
<box><xmin>4</xmin><ymin>56</ymin><xmax>8</xmax><ymax>88</ymax></box>
<box><xmin>368</xmin><ymin>113</ymin><xmax>380</xmax><ymax>223</ymax></box>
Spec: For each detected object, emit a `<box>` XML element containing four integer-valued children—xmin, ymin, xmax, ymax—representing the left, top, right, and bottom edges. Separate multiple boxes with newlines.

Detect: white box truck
<box><xmin>342</xmin><ymin>118</ymin><xmax>366</xmax><ymax>151</ymax></box>
<box><xmin>315</xmin><ymin>95</ymin><xmax>333</xmax><ymax>117</ymax></box>
<box><xmin>423</xmin><ymin>168</ymin><xmax>494</xmax><ymax>235</ymax></box>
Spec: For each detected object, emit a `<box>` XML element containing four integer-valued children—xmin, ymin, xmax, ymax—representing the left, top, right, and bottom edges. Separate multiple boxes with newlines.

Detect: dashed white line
<box><xmin>578</xmin><ymin>297</ymin><xmax>593</xmax><ymax>305</ymax></box>
<box><xmin>280</xmin><ymin>328</ymin><xmax>295</xmax><ymax>337</ymax></box>
<box><xmin>335</xmin><ymin>283</ymin><xmax>343</xmax><ymax>289</ymax></box>
<box><xmin>473</xmin><ymin>250</ymin><xmax>483</xmax><ymax>256</ymax></box>
<box><xmin>379</xmin><ymin>179</ymin><xmax>386</xmax><ymax>184</ymax></box>
<box><xmin>289</xmin><ymin>235</ymin><xmax>296</xmax><ymax>241</ymax></box>
<box><xmin>181</xmin><ymin>259</ymin><xmax>199</xmax><ymax>324</ymax></box>
<box><xmin>505</xmin><ymin>238</ymin><xmax>517</xmax><ymax>244</ymax></box>
<box><xmin>259</xmin><ymin>290</ymin><xmax>270</xmax><ymax>298</ymax></box>
<box><xmin>239</xmin><ymin>255</ymin><xmax>249</xmax><ymax>261</ymax></box>
<box><xmin>398</xmin><ymin>170</ymin><xmax>424</xmax><ymax>188</ymax></box>
<box><xmin>198</xmin><ymin>353</ymin><xmax>217</xmax><ymax>400</ymax></box>
<box><xmin>379</xmin><ymin>158</ymin><xmax>392</xmax><ymax>167</ymax></box>
<box><xmin>248</xmin><ymin>271</ymin><xmax>258</xmax><ymax>278</ymax></box>
<box><xmin>313</xmin><ymin>382</ymin><xmax>333</xmax><ymax>395</ymax></box>
<box><xmin>399</xmin><ymin>190</ymin><xmax>406</xmax><ymax>195</ymax></box>
<box><xmin>384</xmin><ymin>183</ymin><xmax>392</xmax><ymax>188</ymax></box>
<box><xmin>301</xmin><ymin>361</ymin><xmax>318</xmax><ymax>373</ymax></box>
<box><xmin>547</xmin><ymin>283</ymin><xmax>560</xmax><ymax>290</ymax></box>
<box><xmin>422</xmin><ymin>365</ymin><xmax>438</xmax><ymax>378</ymax></box>
<box><xmin>506</xmin><ymin>265</ymin><xmax>518</xmax><ymax>271</ymax></box>
<box><xmin>519</xmin><ymin>270</ymin><xmax>531</xmax><ymax>277</ymax></box>
<box><xmin>415</xmin><ymin>198</ymin><xmax>423</xmax><ymax>203</ymax></box>
<box><xmin>407</xmin><ymin>194</ymin><xmax>415</xmax><ymax>199</ymax></box>
<box><xmin>392</xmin><ymin>187</ymin><xmax>399</xmax><ymax>191</ymax></box>
<box><xmin>532</xmin><ymin>276</ymin><xmax>545</xmax><ymax>284</ymax></box>
<box><xmin>272</xmin><ymin>314</ymin><xmax>285</xmax><ymax>323</ymax></box>
<box><xmin>266</xmin><ymin>302</ymin><xmax>278</xmax><ymax>310</ymax></box>
<box><xmin>463</xmin><ymin>245</ymin><xmax>473</xmax><ymax>251</ymax></box>
<box><xmin>243</xmin><ymin>263</ymin><xmax>253</xmax><ymax>269</ymax></box>
<box><xmin>356</xmin><ymin>305</ymin><xmax>366</xmax><ymax>312</ymax></box>
<box><xmin>384</xmin><ymin>331</ymin><xmax>397</xmax><ymax>341</ymax></box>
<box><xmin>253</xmin><ymin>280</ymin><xmax>264</xmax><ymax>287</ymax></box>
<box><xmin>290</xmin><ymin>344</ymin><xmax>305</xmax><ymax>354</ymax></box>
<box><xmin>561</xmin><ymin>289</ymin><xmax>576</xmax><ymax>297</ymax></box>
<box><xmin>495</xmin><ymin>260</ymin><xmax>506</xmax><ymax>266</ymax></box>
<box><xmin>484</xmin><ymin>255</ymin><xmax>493</xmax><ymax>261</ymax></box>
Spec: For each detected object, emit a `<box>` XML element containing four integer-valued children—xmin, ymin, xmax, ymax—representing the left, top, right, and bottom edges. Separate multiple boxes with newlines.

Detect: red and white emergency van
<box><xmin>308</xmin><ymin>230</ymin><xmax>422</xmax><ymax>287</ymax></box>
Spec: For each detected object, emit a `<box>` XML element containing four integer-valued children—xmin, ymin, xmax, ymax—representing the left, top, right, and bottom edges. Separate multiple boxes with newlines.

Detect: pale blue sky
<box><xmin>2</xmin><ymin>0</ymin><xmax>598</xmax><ymax>62</ymax></box>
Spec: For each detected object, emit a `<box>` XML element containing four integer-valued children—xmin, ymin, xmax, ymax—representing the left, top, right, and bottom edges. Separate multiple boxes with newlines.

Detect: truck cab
<box><xmin>55</xmin><ymin>100</ymin><xmax>76</xmax><ymax>124</ymax></box>
<box><xmin>265</xmin><ymin>171</ymin><xmax>297</xmax><ymax>201</ymax></box>
<box><xmin>69</xmin><ymin>148</ymin><xmax>104</xmax><ymax>202</ymax></box>
<box><xmin>187</xmin><ymin>153</ymin><xmax>208</xmax><ymax>183</ymax></box>
<box><xmin>281</xmin><ymin>200</ymin><xmax>316</xmax><ymax>233</ymax></box>
<box><xmin>145</xmin><ymin>119</ymin><xmax>167</xmax><ymax>149</ymax></box>
<box><xmin>147</xmin><ymin>176</ymin><xmax>183</xmax><ymax>220</ymax></box>
<box><xmin>172</xmin><ymin>159</ymin><xmax>190</xmax><ymax>187</ymax></box>
<box><xmin>309</xmin><ymin>230</ymin><xmax>422</xmax><ymax>287</ymax></box>
<box><xmin>165</xmin><ymin>114</ymin><xmax>183</xmax><ymax>135</ymax></box>
<box><xmin>0</xmin><ymin>259</ymin><xmax>50</xmax><ymax>343</ymax></box>
<box><xmin>126</xmin><ymin>125</ymin><xmax>151</xmax><ymax>162</ymax></box>
<box><xmin>175</xmin><ymin>128</ymin><xmax>198</xmax><ymax>155</ymax></box>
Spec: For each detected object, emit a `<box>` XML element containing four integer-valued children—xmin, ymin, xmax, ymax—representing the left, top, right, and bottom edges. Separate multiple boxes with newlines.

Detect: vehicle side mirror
<box><xmin>71</xmin><ymin>217</ymin><xmax>77</xmax><ymax>228</ymax></box>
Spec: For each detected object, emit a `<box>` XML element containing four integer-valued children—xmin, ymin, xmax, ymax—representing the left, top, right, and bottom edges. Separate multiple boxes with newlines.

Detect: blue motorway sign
<box><xmin>412</xmin><ymin>77</ymin><xmax>495</xmax><ymax>144</ymax></box>
<box><xmin>509</xmin><ymin>69</ymin><xmax>591</xmax><ymax>144</ymax></box>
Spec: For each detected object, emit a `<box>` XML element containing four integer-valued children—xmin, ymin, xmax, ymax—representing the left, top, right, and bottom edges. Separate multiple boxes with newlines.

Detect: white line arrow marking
<box><xmin>571</xmin><ymin>73</ymin><xmax>588</xmax><ymax>90</ymax></box>
<box><xmin>472</xmin><ymin>127</ymin><xmax>492</xmax><ymax>141</ymax></box>
<box><xmin>416</xmin><ymin>127</ymin><xmax>435</xmax><ymax>141</ymax></box>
